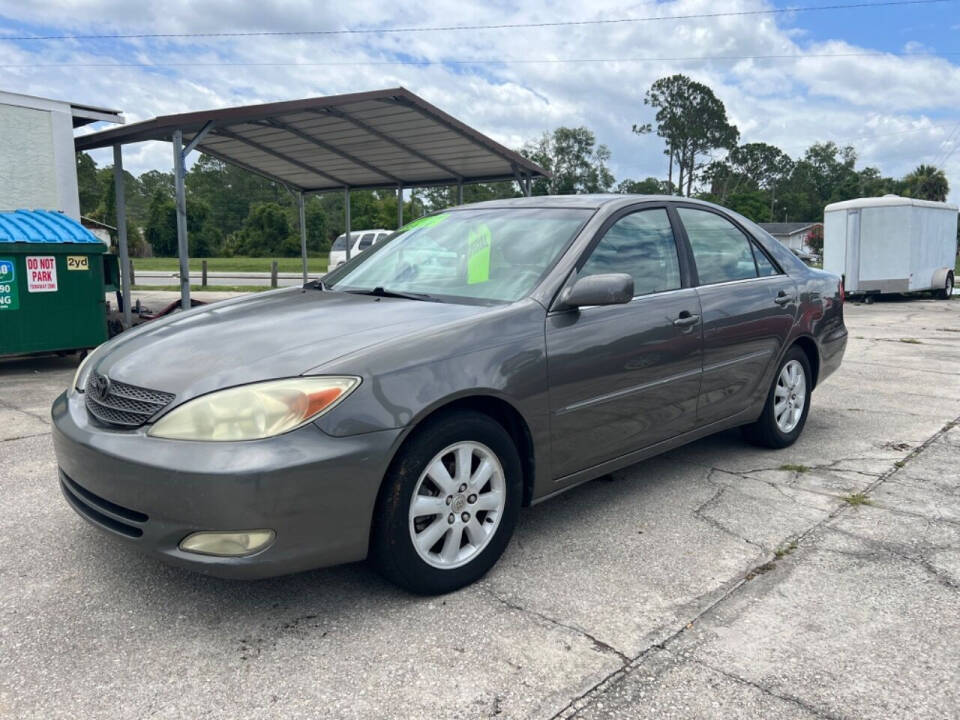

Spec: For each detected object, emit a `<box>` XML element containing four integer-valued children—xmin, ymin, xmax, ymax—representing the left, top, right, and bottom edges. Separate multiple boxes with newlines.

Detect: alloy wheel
<box><xmin>408</xmin><ymin>441</ymin><xmax>506</xmax><ymax>569</ymax></box>
<box><xmin>774</xmin><ymin>359</ymin><xmax>806</xmax><ymax>434</ymax></box>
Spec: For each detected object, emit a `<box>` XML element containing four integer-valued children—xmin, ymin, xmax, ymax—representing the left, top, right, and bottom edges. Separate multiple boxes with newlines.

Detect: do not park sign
<box><xmin>26</xmin><ymin>256</ymin><xmax>58</xmax><ymax>292</ymax></box>
<box><xmin>0</xmin><ymin>259</ymin><xmax>18</xmax><ymax>310</ymax></box>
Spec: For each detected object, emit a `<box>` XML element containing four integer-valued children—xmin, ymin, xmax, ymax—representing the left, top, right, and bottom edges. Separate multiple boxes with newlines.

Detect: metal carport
<box><xmin>74</xmin><ymin>87</ymin><xmax>549</xmax><ymax>324</ymax></box>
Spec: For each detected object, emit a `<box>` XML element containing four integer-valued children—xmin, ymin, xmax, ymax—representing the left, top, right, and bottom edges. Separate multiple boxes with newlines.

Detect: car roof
<box><xmin>456</xmin><ymin>194</ymin><xmax>724</xmax><ymax>211</ymax></box>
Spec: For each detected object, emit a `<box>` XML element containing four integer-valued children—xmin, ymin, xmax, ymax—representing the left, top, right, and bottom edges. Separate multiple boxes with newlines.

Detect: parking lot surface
<box><xmin>1</xmin><ymin>297</ymin><xmax>958</xmax><ymax>719</ymax></box>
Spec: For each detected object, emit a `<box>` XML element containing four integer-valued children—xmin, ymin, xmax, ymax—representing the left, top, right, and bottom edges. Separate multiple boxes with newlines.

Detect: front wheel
<box><xmin>742</xmin><ymin>346</ymin><xmax>812</xmax><ymax>449</ymax></box>
<box><xmin>370</xmin><ymin>410</ymin><xmax>522</xmax><ymax>594</ymax></box>
<box><xmin>936</xmin><ymin>272</ymin><xmax>954</xmax><ymax>300</ymax></box>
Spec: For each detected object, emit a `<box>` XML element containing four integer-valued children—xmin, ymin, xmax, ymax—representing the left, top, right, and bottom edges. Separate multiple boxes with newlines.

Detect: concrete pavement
<box><xmin>0</xmin><ymin>297</ymin><xmax>957</xmax><ymax>719</ymax></box>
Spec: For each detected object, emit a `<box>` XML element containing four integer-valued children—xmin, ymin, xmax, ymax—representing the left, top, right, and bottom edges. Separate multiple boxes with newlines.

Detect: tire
<box><xmin>741</xmin><ymin>346</ymin><xmax>813</xmax><ymax>449</ymax></box>
<box><xmin>370</xmin><ymin>410</ymin><xmax>523</xmax><ymax>595</ymax></box>
<box><xmin>936</xmin><ymin>272</ymin><xmax>954</xmax><ymax>300</ymax></box>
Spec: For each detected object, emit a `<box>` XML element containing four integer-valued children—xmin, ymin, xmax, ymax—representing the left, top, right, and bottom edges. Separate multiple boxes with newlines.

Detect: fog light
<box><xmin>179</xmin><ymin>530</ymin><xmax>275</xmax><ymax>557</ymax></box>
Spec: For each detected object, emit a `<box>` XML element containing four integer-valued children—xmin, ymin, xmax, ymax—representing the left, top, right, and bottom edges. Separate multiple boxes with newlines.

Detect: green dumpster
<box><xmin>0</xmin><ymin>210</ymin><xmax>109</xmax><ymax>356</ymax></box>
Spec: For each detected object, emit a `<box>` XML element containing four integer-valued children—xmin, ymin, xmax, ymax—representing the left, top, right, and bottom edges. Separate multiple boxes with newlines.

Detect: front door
<box><xmin>674</xmin><ymin>206</ymin><xmax>798</xmax><ymax>426</ymax></box>
<box><xmin>546</xmin><ymin>207</ymin><xmax>703</xmax><ymax>480</ymax></box>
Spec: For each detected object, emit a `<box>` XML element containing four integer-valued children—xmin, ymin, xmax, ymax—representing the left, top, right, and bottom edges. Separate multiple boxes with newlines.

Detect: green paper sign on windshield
<box><xmin>467</xmin><ymin>225</ymin><xmax>491</xmax><ymax>285</ymax></box>
<box><xmin>400</xmin><ymin>213</ymin><xmax>449</xmax><ymax>232</ymax></box>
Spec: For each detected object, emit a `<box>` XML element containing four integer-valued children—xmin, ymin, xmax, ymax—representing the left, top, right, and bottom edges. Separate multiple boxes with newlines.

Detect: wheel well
<box><xmin>791</xmin><ymin>336</ymin><xmax>820</xmax><ymax>389</ymax></box>
<box><xmin>400</xmin><ymin>396</ymin><xmax>537</xmax><ymax>506</ymax></box>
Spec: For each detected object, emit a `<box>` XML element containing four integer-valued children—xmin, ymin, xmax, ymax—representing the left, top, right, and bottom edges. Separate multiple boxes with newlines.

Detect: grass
<box><xmin>843</xmin><ymin>493</ymin><xmax>872</xmax><ymax>506</ymax></box>
<box><xmin>132</xmin><ymin>257</ymin><xmax>328</xmax><ymax>274</ymax></box>
<box><xmin>779</xmin><ymin>463</ymin><xmax>810</xmax><ymax>473</ymax></box>
<box><xmin>131</xmin><ymin>284</ymin><xmax>271</xmax><ymax>293</ymax></box>
<box><xmin>774</xmin><ymin>541</ymin><xmax>798</xmax><ymax>559</ymax></box>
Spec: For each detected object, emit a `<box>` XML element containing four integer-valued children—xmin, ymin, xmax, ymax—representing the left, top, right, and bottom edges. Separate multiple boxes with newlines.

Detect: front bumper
<box><xmin>51</xmin><ymin>390</ymin><xmax>402</xmax><ymax>579</ymax></box>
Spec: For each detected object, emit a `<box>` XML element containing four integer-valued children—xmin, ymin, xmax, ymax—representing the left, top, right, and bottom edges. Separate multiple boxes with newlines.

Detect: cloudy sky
<box><xmin>1</xmin><ymin>0</ymin><xmax>958</xmax><ymax>203</ymax></box>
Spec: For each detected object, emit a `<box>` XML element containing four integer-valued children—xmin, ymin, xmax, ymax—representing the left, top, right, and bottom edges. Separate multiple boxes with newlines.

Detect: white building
<box><xmin>758</xmin><ymin>222</ymin><xmax>822</xmax><ymax>255</ymax></box>
<box><xmin>0</xmin><ymin>91</ymin><xmax>122</xmax><ymax>219</ymax></box>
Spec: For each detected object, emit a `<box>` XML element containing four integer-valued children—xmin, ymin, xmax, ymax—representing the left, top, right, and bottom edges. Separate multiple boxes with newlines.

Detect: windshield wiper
<box><xmin>345</xmin><ymin>286</ymin><xmax>435</xmax><ymax>301</ymax></box>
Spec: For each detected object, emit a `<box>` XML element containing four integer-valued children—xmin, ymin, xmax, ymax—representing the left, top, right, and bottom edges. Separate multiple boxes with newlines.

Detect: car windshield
<box><xmin>331</xmin><ymin>235</ymin><xmax>346</xmax><ymax>251</ymax></box>
<box><xmin>325</xmin><ymin>208</ymin><xmax>591</xmax><ymax>303</ymax></box>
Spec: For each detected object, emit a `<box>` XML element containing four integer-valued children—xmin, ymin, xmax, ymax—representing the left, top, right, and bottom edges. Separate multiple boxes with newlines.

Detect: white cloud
<box><xmin>2</xmin><ymin>0</ymin><xmax>958</xmax><ymax>204</ymax></box>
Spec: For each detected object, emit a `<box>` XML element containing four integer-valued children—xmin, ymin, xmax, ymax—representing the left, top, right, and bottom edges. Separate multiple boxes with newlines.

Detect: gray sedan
<box><xmin>52</xmin><ymin>195</ymin><xmax>847</xmax><ymax>594</ymax></box>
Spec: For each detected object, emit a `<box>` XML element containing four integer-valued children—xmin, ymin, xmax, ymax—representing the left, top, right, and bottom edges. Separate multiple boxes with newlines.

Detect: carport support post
<box><xmin>457</xmin><ymin>180</ymin><xmax>463</xmax><ymax>205</ymax></box>
<box><xmin>172</xmin><ymin>129</ymin><xmax>190</xmax><ymax>310</ymax></box>
<box><xmin>298</xmin><ymin>191</ymin><xmax>308</xmax><ymax>283</ymax></box>
<box><xmin>397</xmin><ymin>185</ymin><xmax>403</xmax><ymax>228</ymax></box>
<box><xmin>112</xmin><ymin>144</ymin><xmax>132</xmax><ymax>328</ymax></box>
<box><xmin>344</xmin><ymin>187</ymin><xmax>351</xmax><ymax>261</ymax></box>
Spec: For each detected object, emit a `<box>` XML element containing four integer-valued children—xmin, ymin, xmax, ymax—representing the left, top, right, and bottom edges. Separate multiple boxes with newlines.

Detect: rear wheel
<box><xmin>936</xmin><ymin>272</ymin><xmax>954</xmax><ymax>300</ymax></box>
<box><xmin>371</xmin><ymin>410</ymin><xmax>522</xmax><ymax>594</ymax></box>
<box><xmin>742</xmin><ymin>346</ymin><xmax>812</xmax><ymax>449</ymax></box>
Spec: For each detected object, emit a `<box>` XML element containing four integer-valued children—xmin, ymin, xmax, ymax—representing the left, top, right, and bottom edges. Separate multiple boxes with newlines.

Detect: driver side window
<box><xmin>580</xmin><ymin>208</ymin><xmax>681</xmax><ymax>297</ymax></box>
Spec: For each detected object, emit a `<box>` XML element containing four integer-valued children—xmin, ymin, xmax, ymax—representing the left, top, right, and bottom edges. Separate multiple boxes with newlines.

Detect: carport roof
<box><xmin>74</xmin><ymin>87</ymin><xmax>548</xmax><ymax>192</ymax></box>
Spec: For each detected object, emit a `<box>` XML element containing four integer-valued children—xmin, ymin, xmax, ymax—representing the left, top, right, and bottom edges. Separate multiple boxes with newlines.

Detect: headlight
<box><xmin>148</xmin><ymin>376</ymin><xmax>360</xmax><ymax>441</ymax></box>
<box><xmin>72</xmin><ymin>349</ymin><xmax>99</xmax><ymax>392</ymax></box>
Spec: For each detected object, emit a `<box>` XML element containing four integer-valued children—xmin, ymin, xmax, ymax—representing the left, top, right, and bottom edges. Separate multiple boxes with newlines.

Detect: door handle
<box><xmin>673</xmin><ymin>311</ymin><xmax>700</xmax><ymax>327</ymax></box>
<box><xmin>774</xmin><ymin>291</ymin><xmax>795</xmax><ymax>305</ymax></box>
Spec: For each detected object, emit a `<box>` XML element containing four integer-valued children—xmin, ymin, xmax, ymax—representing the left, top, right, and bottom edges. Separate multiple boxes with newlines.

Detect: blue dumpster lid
<box><xmin>0</xmin><ymin>210</ymin><xmax>102</xmax><ymax>244</ymax></box>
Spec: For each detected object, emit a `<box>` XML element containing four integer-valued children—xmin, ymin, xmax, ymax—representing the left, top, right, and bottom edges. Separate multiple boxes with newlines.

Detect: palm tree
<box><xmin>902</xmin><ymin>164</ymin><xmax>949</xmax><ymax>202</ymax></box>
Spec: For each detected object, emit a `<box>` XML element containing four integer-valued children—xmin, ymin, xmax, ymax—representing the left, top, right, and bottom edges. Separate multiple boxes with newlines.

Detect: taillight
<box><xmin>839</xmin><ymin>279</ymin><xmax>845</xmax><ymax>304</ymax></box>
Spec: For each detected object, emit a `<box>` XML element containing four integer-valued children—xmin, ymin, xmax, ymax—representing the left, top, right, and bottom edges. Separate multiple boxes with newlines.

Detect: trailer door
<box><xmin>844</xmin><ymin>209</ymin><xmax>861</xmax><ymax>292</ymax></box>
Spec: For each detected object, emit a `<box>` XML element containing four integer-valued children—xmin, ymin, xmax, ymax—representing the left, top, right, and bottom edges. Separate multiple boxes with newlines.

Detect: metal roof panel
<box><xmin>0</xmin><ymin>210</ymin><xmax>103</xmax><ymax>244</ymax></box>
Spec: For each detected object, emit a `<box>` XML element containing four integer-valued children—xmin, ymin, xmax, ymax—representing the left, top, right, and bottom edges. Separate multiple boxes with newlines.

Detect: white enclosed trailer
<box><xmin>823</xmin><ymin>195</ymin><xmax>957</xmax><ymax>299</ymax></box>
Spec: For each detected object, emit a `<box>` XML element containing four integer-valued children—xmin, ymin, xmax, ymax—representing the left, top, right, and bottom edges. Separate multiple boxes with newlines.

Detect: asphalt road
<box><xmin>1</xmin><ymin>298</ymin><xmax>958</xmax><ymax>719</ymax></box>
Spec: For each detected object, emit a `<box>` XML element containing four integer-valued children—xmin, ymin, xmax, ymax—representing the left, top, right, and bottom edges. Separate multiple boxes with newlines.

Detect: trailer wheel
<box><xmin>936</xmin><ymin>272</ymin><xmax>954</xmax><ymax>300</ymax></box>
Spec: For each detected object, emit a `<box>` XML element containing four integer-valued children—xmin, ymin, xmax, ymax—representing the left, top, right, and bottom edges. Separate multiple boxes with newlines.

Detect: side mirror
<box><xmin>560</xmin><ymin>273</ymin><xmax>634</xmax><ymax>308</ymax></box>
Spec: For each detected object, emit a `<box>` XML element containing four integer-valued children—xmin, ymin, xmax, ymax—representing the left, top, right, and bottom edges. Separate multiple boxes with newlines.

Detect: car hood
<box><xmin>94</xmin><ymin>288</ymin><xmax>487</xmax><ymax>401</ymax></box>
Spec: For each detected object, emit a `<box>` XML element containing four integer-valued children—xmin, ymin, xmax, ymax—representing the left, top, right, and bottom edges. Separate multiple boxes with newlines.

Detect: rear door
<box><xmin>674</xmin><ymin>205</ymin><xmax>798</xmax><ymax>426</ymax></box>
<box><xmin>546</xmin><ymin>205</ymin><xmax>703</xmax><ymax>479</ymax></box>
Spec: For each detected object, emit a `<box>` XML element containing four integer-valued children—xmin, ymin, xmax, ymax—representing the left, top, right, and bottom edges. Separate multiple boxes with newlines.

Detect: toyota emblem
<box><xmin>88</xmin><ymin>374</ymin><xmax>110</xmax><ymax>400</ymax></box>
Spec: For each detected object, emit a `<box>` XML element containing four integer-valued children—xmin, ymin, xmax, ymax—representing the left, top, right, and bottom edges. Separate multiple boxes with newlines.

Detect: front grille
<box><xmin>84</xmin><ymin>372</ymin><xmax>175</xmax><ymax>428</ymax></box>
<box><xmin>59</xmin><ymin>470</ymin><xmax>148</xmax><ymax>538</ymax></box>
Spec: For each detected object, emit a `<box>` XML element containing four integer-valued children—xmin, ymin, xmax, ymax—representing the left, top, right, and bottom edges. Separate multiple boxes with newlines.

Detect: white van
<box><xmin>823</xmin><ymin>195</ymin><xmax>957</xmax><ymax>299</ymax></box>
<box><xmin>328</xmin><ymin>229</ymin><xmax>392</xmax><ymax>268</ymax></box>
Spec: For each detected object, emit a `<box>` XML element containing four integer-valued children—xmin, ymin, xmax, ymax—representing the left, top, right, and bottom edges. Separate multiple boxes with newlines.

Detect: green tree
<box><xmin>636</xmin><ymin>74</ymin><xmax>739</xmax><ymax>196</ymax></box>
<box><xmin>144</xmin><ymin>191</ymin><xmax>177</xmax><ymax>256</ymax></box>
<box><xmin>617</xmin><ymin>177</ymin><xmax>669</xmax><ymax>194</ymax></box>
<box><xmin>522</xmin><ymin>127</ymin><xmax>614</xmax><ymax>195</ymax></box>
<box><xmin>76</xmin><ymin>152</ymin><xmax>102</xmax><ymax>216</ymax></box>
<box><xmin>725</xmin><ymin>190</ymin><xmax>771</xmax><ymax>223</ymax></box>
<box><xmin>143</xmin><ymin>191</ymin><xmax>211</xmax><ymax>256</ymax></box>
<box><xmin>902</xmin><ymin>164</ymin><xmax>949</xmax><ymax>201</ymax></box>
<box><xmin>138</xmin><ymin>170</ymin><xmax>174</xmax><ymax>202</ymax></box>
<box><xmin>237</xmin><ymin>202</ymin><xmax>295</xmax><ymax>256</ymax></box>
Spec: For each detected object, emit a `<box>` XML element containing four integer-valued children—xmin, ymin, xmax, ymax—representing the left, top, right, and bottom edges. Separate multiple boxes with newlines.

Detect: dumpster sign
<box><xmin>26</xmin><ymin>256</ymin><xmax>58</xmax><ymax>292</ymax></box>
<box><xmin>0</xmin><ymin>259</ymin><xmax>17</xmax><ymax>310</ymax></box>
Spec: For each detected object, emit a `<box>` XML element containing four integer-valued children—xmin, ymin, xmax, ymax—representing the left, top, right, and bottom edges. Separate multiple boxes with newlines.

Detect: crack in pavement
<box><xmin>0</xmin><ymin>432</ymin><xmax>49</xmax><ymax>443</ymax></box>
<box><xmin>0</xmin><ymin>396</ymin><xmax>51</xmax><ymax>426</ymax></box>
<box><xmin>691</xmin><ymin>477</ymin><xmax>770</xmax><ymax>553</ymax></box>
<box><xmin>676</xmin><ymin>653</ymin><xmax>848</xmax><ymax>720</ymax></box>
<box><xmin>481</xmin><ymin>588</ymin><xmax>631</xmax><ymax>665</ymax></box>
<box><xmin>547</xmin><ymin>413</ymin><xmax>960</xmax><ymax>720</ymax></box>
<box><xmin>817</xmin><ymin>526</ymin><xmax>960</xmax><ymax>592</ymax></box>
